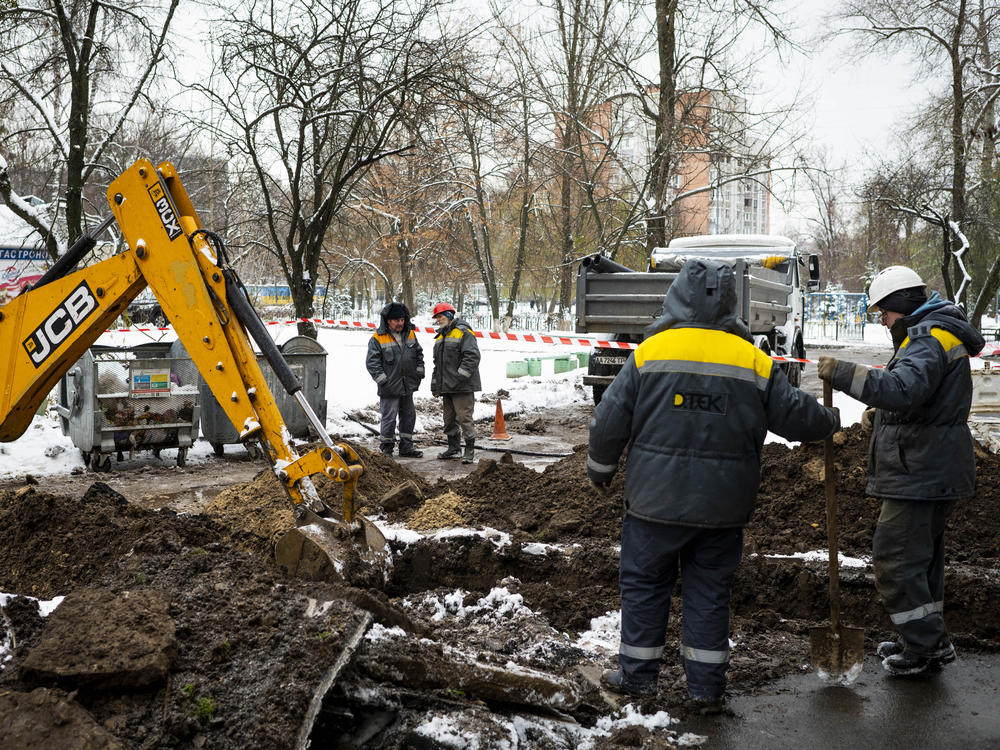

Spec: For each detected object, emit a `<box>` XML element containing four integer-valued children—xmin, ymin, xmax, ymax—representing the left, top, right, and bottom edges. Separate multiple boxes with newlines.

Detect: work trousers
<box><xmin>441</xmin><ymin>392</ymin><xmax>475</xmax><ymax>444</ymax></box>
<box><xmin>379</xmin><ymin>394</ymin><xmax>417</xmax><ymax>452</ymax></box>
<box><xmin>618</xmin><ymin>514</ymin><xmax>742</xmax><ymax>701</ymax></box>
<box><xmin>873</xmin><ymin>498</ymin><xmax>956</xmax><ymax>654</ymax></box>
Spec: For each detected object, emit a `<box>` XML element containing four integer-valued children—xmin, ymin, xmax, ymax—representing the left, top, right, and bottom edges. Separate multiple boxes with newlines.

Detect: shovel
<box><xmin>809</xmin><ymin>381</ymin><xmax>865</xmax><ymax>682</ymax></box>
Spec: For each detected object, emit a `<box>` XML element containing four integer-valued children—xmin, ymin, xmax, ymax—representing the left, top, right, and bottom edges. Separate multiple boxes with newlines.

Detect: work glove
<box><xmin>861</xmin><ymin>407</ymin><xmax>876</xmax><ymax>433</ymax></box>
<box><xmin>817</xmin><ymin>355</ymin><xmax>838</xmax><ymax>382</ymax></box>
<box><xmin>589</xmin><ymin>478</ymin><xmax>611</xmax><ymax>495</ymax></box>
<box><xmin>828</xmin><ymin>406</ymin><xmax>841</xmax><ymax>433</ymax></box>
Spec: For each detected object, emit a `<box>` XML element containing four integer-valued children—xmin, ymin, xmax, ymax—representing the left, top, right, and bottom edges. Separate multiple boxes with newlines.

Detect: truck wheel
<box><xmin>782</xmin><ymin>337</ymin><xmax>805</xmax><ymax>388</ymax></box>
<box><xmin>592</xmin><ymin>385</ymin><xmax>607</xmax><ymax>405</ymax></box>
<box><xmin>783</xmin><ymin>357</ymin><xmax>801</xmax><ymax>387</ymax></box>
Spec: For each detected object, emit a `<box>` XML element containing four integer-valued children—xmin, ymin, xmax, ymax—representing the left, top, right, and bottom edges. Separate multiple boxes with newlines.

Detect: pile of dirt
<box><xmin>751</xmin><ymin>427</ymin><xmax>1000</xmax><ymax>565</ymax></box>
<box><xmin>205</xmin><ymin>441</ymin><xmax>430</xmax><ymax>557</ymax></box>
<box><xmin>407</xmin><ymin>490</ymin><xmax>474</xmax><ymax>529</ymax></box>
<box><xmin>3</xmin><ymin>424</ymin><xmax>1000</xmax><ymax>748</ymax></box>
<box><xmin>388</xmin><ymin>445</ymin><xmax>626</xmax><ymax>542</ymax></box>
<box><xmin>0</xmin><ymin>485</ymin><xmax>373</xmax><ymax>749</ymax></box>
<box><xmin>391</xmin><ymin>426</ymin><xmax>1000</xmax><ymax>567</ymax></box>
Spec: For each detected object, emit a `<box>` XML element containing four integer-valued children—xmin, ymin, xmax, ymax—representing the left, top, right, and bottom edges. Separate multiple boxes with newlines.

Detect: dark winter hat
<box><xmin>876</xmin><ymin>287</ymin><xmax>926</xmax><ymax>315</ymax></box>
<box><xmin>385</xmin><ymin>302</ymin><xmax>408</xmax><ymax>320</ymax></box>
<box><xmin>441</xmin><ymin>310</ymin><xmax>455</xmax><ymax>321</ymax></box>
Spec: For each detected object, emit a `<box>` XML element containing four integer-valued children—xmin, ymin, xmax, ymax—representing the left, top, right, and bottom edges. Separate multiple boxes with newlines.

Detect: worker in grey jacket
<box><xmin>819</xmin><ymin>266</ymin><xmax>984</xmax><ymax>676</ymax></box>
<box><xmin>366</xmin><ymin>302</ymin><xmax>425</xmax><ymax>458</ymax></box>
<box><xmin>588</xmin><ymin>258</ymin><xmax>839</xmax><ymax>709</ymax></box>
<box><xmin>430</xmin><ymin>302</ymin><xmax>482</xmax><ymax>463</ymax></box>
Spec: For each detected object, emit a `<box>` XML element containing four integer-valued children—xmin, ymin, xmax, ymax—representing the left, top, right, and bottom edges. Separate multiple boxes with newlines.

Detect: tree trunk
<box><xmin>396</xmin><ymin>233</ymin><xmax>416</xmax><ymax>313</ymax></box>
<box><xmin>646</xmin><ymin>0</ymin><xmax>678</xmax><ymax>255</ymax></box>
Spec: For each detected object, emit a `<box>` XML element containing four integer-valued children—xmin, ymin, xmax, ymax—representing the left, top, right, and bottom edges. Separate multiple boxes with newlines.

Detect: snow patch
<box><xmin>763</xmin><ymin>551</ymin><xmax>870</xmax><ymax>568</ymax></box>
<box><xmin>574</xmin><ymin>610</ymin><xmax>621</xmax><ymax>654</ymax></box>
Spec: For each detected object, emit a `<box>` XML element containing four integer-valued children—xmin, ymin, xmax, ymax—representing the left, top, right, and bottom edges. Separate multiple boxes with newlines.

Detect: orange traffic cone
<box><xmin>491</xmin><ymin>398</ymin><xmax>511</xmax><ymax>440</ymax></box>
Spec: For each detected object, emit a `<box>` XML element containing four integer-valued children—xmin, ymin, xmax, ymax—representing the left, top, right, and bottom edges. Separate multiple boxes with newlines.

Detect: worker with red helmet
<box><xmin>430</xmin><ymin>302</ymin><xmax>481</xmax><ymax>463</ymax></box>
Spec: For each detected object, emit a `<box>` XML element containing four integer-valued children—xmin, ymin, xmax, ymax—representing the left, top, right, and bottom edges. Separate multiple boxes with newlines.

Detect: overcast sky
<box><xmin>761</xmin><ymin>0</ymin><xmax>925</xmax><ymax>235</ymax></box>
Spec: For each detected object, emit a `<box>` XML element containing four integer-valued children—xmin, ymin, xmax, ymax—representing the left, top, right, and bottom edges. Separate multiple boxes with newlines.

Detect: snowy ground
<box><xmin>0</xmin><ymin>320</ymin><xmax>887</xmax><ymax>479</ymax></box>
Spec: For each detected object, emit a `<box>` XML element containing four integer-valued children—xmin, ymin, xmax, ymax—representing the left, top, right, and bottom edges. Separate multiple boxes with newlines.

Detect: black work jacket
<box><xmin>366</xmin><ymin>304</ymin><xmax>424</xmax><ymax>397</ymax></box>
<box><xmin>831</xmin><ymin>298</ymin><xmax>984</xmax><ymax>500</ymax></box>
<box><xmin>431</xmin><ymin>317</ymin><xmax>482</xmax><ymax>394</ymax></box>
<box><xmin>588</xmin><ymin>259</ymin><xmax>838</xmax><ymax>527</ymax></box>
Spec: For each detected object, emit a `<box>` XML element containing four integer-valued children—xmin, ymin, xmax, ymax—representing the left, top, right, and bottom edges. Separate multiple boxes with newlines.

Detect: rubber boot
<box><xmin>461</xmin><ymin>438</ymin><xmax>475</xmax><ymax>464</ymax></box>
<box><xmin>438</xmin><ymin>437</ymin><xmax>461</xmax><ymax>460</ymax></box>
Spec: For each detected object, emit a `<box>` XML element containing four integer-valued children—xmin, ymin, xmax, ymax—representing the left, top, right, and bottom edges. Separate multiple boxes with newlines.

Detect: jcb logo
<box><xmin>22</xmin><ymin>281</ymin><xmax>98</xmax><ymax>367</ymax></box>
<box><xmin>673</xmin><ymin>391</ymin><xmax>727</xmax><ymax>415</ymax></box>
<box><xmin>148</xmin><ymin>182</ymin><xmax>182</xmax><ymax>240</ymax></box>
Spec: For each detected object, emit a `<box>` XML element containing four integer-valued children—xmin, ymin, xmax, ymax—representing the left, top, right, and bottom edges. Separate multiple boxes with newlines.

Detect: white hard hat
<box><xmin>867</xmin><ymin>266</ymin><xmax>925</xmax><ymax>310</ymax></box>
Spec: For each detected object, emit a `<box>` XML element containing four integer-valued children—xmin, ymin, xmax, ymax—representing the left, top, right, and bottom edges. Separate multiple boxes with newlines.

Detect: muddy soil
<box><xmin>3</xmin><ymin>362</ymin><xmax>1000</xmax><ymax>748</ymax></box>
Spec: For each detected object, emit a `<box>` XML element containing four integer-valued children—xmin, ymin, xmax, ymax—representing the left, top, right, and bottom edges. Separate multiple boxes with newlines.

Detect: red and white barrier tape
<box><xmin>104</xmin><ymin>317</ymin><xmax>1000</xmax><ymax>364</ymax></box>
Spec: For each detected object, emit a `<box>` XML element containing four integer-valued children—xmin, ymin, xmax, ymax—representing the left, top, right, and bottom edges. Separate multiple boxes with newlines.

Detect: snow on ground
<box><xmin>2</xmin><ymin>317</ymin><xmax>912</xmax><ymax>479</ymax></box>
<box><xmin>0</xmin><ymin>321</ymin><xmax>591</xmax><ymax>478</ymax></box>
<box><xmin>762</xmin><ymin>551</ymin><xmax>871</xmax><ymax>568</ymax></box>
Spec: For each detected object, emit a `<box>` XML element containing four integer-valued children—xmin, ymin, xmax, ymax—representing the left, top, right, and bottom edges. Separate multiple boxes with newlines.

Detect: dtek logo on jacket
<box><xmin>22</xmin><ymin>281</ymin><xmax>98</xmax><ymax>367</ymax></box>
<box><xmin>148</xmin><ymin>181</ymin><xmax>183</xmax><ymax>240</ymax></box>
<box><xmin>672</xmin><ymin>391</ymin><xmax>728</xmax><ymax>415</ymax></box>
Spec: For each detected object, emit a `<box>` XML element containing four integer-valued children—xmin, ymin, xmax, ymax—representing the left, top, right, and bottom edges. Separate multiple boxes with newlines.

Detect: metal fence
<box><xmin>804</xmin><ymin>292</ymin><xmax>868</xmax><ymax>342</ymax></box>
<box><xmin>466</xmin><ymin>311</ymin><xmax>572</xmax><ymax>333</ymax></box>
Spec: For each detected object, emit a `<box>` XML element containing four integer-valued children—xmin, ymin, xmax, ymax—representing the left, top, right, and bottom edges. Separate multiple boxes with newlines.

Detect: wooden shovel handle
<box><xmin>824</xmin><ymin>381</ymin><xmax>841</xmax><ymax>630</ymax></box>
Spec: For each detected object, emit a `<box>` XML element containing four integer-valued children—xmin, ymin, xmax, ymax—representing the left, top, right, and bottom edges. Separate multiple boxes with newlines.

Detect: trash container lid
<box><xmin>280</xmin><ymin>336</ymin><xmax>327</xmax><ymax>355</ymax></box>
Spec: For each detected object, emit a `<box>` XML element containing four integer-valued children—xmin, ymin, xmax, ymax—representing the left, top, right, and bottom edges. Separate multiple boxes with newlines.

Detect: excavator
<box><xmin>0</xmin><ymin>158</ymin><xmax>388</xmax><ymax>582</ymax></box>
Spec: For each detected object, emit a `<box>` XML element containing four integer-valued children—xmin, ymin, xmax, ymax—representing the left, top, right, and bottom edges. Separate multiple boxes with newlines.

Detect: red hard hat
<box><xmin>432</xmin><ymin>302</ymin><xmax>456</xmax><ymax>316</ymax></box>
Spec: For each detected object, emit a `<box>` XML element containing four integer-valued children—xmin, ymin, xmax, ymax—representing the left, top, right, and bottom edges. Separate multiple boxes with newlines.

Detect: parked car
<box><xmin>127</xmin><ymin>291</ymin><xmax>169</xmax><ymax>327</ymax></box>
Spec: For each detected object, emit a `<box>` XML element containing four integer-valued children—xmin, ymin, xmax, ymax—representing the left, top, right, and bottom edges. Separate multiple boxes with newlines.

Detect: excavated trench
<box><xmin>2</xmin><ymin>425</ymin><xmax>1000</xmax><ymax>748</ymax></box>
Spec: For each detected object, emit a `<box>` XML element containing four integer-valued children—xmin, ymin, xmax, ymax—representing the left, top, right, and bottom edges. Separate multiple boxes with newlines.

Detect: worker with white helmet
<box><xmin>430</xmin><ymin>302</ymin><xmax>482</xmax><ymax>463</ymax></box>
<box><xmin>818</xmin><ymin>266</ymin><xmax>985</xmax><ymax>676</ymax></box>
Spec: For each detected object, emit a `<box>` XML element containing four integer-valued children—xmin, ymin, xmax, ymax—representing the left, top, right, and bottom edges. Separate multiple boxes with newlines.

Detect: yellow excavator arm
<box><xmin>0</xmin><ymin>158</ymin><xmax>383</xmax><ymax>579</ymax></box>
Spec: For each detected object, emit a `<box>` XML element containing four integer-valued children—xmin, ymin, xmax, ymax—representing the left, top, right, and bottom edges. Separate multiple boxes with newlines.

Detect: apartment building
<box><xmin>610</xmin><ymin>89</ymin><xmax>771</xmax><ymax>237</ymax></box>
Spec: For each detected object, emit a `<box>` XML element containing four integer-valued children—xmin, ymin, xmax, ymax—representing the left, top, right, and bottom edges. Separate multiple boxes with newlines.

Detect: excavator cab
<box><xmin>0</xmin><ymin>158</ymin><xmax>388</xmax><ymax>583</ymax></box>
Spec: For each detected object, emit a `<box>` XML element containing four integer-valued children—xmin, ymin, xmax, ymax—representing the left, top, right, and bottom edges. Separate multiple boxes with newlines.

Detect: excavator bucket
<box><xmin>274</xmin><ymin>506</ymin><xmax>391</xmax><ymax>582</ymax></box>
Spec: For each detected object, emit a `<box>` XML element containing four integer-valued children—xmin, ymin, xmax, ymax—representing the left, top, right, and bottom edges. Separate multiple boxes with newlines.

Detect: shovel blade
<box><xmin>274</xmin><ymin>511</ymin><xmax>390</xmax><ymax>583</ymax></box>
<box><xmin>810</xmin><ymin>624</ymin><xmax>865</xmax><ymax>683</ymax></box>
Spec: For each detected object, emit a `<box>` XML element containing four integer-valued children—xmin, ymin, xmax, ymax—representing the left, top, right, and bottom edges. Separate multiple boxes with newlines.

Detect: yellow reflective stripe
<box><xmin>634</xmin><ymin>328</ymin><xmax>772</xmax><ymax>381</ymax></box>
<box><xmin>436</xmin><ymin>327</ymin><xmax>475</xmax><ymax>341</ymax></box>
<box><xmin>899</xmin><ymin>328</ymin><xmax>967</xmax><ymax>361</ymax></box>
<box><xmin>375</xmin><ymin>333</ymin><xmax>394</xmax><ymax>345</ymax></box>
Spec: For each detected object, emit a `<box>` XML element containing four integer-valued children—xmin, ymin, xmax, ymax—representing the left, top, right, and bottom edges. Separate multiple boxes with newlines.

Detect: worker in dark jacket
<box><xmin>430</xmin><ymin>302</ymin><xmax>482</xmax><ymax>463</ymax></box>
<box><xmin>366</xmin><ymin>302</ymin><xmax>425</xmax><ymax>458</ymax></box>
<box><xmin>818</xmin><ymin>266</ymin><xmax>984</xmax><ymax>676</ymax></box>
<box><xmin>588</xmin><ymin>258</ymin><xmax>839</xmax><ymax>709</ymax></box>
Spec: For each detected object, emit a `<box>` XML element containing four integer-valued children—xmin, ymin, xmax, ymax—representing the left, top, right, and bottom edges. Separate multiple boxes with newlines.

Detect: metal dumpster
<box><xmin>56</xmin><ymin>340</ymin><xmax>201</xmax><ymax>471</ymax></box>
<box><xmin>199</xmin><ymin>335</ymin><xmax>328</xmax><ymax>456</ymax></box>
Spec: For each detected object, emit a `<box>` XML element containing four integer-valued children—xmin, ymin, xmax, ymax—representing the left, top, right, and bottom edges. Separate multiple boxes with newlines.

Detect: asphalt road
<box><xmin>682</xmin><ymin>653</ymin><xmax>1000</xmax><ymax>750</ymax></box>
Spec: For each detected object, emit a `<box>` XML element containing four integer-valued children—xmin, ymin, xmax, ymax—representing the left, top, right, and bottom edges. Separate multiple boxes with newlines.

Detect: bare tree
<box><xmin>0</xmin><ymin>0</ymin><xmax>179</xmax><ymax>255</ymax></box>
<box><xmin>838</xmin><ymin>0</ymin><xmax>1000</xmax><ymax>321</ymax></box>
<box><xmin>530</xmin><ymin>0</ymin><xmax>644</xmax><ymax>316</ymax></box>
<box><xmin>639</xmin><ymin>0</ymin><xmax>797</xmax><ymax>253</ymax></box>
<box><xmin>193</xmin><ymin>0</ymin><xmax>457</xmax><ymax>337</ymax></box>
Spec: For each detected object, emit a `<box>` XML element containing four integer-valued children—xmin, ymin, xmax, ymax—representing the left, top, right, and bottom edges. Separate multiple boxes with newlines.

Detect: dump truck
<box><xmin>576</xmin><ymin>234</ymin><xmax>819</xmax><ymax>403</ymax></box>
